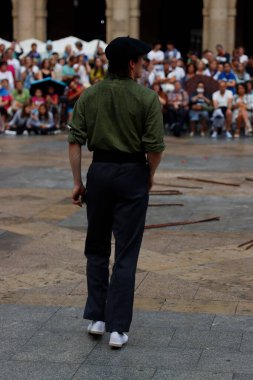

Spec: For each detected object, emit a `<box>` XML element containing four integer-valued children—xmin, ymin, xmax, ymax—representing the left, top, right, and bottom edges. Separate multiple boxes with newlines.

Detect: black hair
<box><xmin>108</xmin><ymin>55</ymin><xmax>140</xmax><ymax>78</ymax></box>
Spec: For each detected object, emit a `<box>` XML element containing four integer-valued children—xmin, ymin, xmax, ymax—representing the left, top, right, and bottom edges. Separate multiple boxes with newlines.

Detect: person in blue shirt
<box><xmin>218</xmin><ymin>62</ymin><xmax>237</xmax><ymax>94</ymax></box>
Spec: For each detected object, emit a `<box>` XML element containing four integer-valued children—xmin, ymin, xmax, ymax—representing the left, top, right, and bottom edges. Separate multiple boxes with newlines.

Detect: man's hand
<box><xmin>72</xmin><ymin>183</ymin><xmax>86</xmax><ymax>207</ymax></box>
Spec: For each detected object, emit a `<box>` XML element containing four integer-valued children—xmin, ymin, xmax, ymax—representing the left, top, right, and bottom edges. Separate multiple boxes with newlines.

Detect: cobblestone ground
<box><xmin>1</xmin><ymin>133</ymin><xmax>253</xmax><ymax>379</ymax></box>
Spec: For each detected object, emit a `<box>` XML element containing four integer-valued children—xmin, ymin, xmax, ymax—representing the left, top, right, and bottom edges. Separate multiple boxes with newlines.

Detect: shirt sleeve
<box><xmin>68</xmin><ymin>94</ymin><xmax>87</xmax><ymax>145</ymax></box>
<box><xmin>142</xmin><ymin>94</ymin><xmax>165</xmax><ymax>152</ymax></box>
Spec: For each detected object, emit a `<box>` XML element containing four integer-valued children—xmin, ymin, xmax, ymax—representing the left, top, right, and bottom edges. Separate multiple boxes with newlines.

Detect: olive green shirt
<box><xmin>68</xmin><ymin>77</ymin><xmax>165</xmax><ymax>153</ymax></box>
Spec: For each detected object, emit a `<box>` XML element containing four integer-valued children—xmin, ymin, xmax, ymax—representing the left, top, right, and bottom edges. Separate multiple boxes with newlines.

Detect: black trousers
<box><xmin>83</xmin><ymin>161</ymin><xmax>149</xmax><ymax>332</ymax></box>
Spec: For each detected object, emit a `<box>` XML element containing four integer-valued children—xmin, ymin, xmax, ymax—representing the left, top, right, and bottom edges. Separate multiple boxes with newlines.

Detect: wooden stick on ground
<box><xmin>245</xmin><ymin>243</ymin><xmax>253</xmax><ymax>250</ymax></box>
<box><xmin>177</xmin><ymin>176</ymin><xmax>240</xmax><ymax>187</ymax></box>
<box><xmin>245</xmin><ymin>178</ymin><xmax>253</xmax><ymax>182</ymax></box>
<box><xmin>150</xmin><ymin>190</ymin><xmax>182</xmax><ymax>196</ymax></box>
<box><xmin>145</xmin><ymin>216</ymin><xmax>220</xmax><ymax>229</ymax></box>
<box><xmin>154</xmin><ymin>182</ymin><xmax>203</xmax><ymax>189</ymax></box>
<box><xmin>148</xmin><ymin>203</ymin><xmax>184</xmax><ymax>207</ymax></box>
<box><xmin>238</xmin><ymin>239</ymin><xmax>253</xmax><ymax>248</ymax></box>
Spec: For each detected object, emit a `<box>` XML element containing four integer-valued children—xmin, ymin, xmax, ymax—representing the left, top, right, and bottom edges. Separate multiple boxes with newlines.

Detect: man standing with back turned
<box><xmin>68</xmin><ymin>36</ymin><xmax>165</xmax><ymax>348</ymax></box>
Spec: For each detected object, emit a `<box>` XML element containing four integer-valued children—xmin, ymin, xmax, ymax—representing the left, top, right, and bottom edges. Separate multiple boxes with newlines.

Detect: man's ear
<box><xmin>129</xmin><ymin>59</ymin><xmax>135</xmax><ymax>70</ymax></box>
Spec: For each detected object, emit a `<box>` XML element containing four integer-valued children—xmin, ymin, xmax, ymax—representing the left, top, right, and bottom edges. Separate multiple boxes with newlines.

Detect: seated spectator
<box><xmin>204</xmin><ymin>60</ymin><xmax>220</xmax><ymax>80</ymax></box>
<box><xmin>218</xmin><ymin>62</ymin><xmax>237</xmax><ymax>94</ymax></box>
<box><xmin>232</xmin><ymin>83</ymin><xmax>252</xmax><ymax>137</ymax></box>
<box><xmin>151</xmin><ymin>83</ymin><xmax>168</xmax><ymax>123</ymax></box>
<box><xmin>189</xmin><ymin>81</ymin><xmax>212</xmax><ymax>137</ymax></box>
<box><xmin>153</xmin><ymin>60</ymin><xmax>176</xmax><ymax>94</ymax></box>
<box><xmin>138</xmin><ymin>57</ymin><xmax>151</xmax><ymax>87</ymax></box>
<box><xmin>27</xmin><ymin>103</ymin><xmax>56</xmax><ymax>135</ymax></box>
<box><xmin>49</xmin><ymin>55</ymin><xmax>63</xmax><ymax>81</ymax></box>
<box><xmin>0</xmin><ymin>79</ymin><xmax>12</xmax><ymax>118</ymax></box>
<box><xmin>32</xmin><ymin>88</ymin><xmax>45</xmax><ymax>109</ymax></box>
<box><xmin>45</xmin><ymin>86</ymin><xmax>59</xmax><ymax>123</ymax></box>
<box><xmin>184</xmin><ymin>62</ymin><xmax>197</xmax><ymax>83</ymax></box>
<box><xmin>234</xmin><ymin>62</ymin><xmax>251</xmax><ymax>84</ymax></box>
<box><xmin>0</xmin><ymin>61</ymin><xmax>14</xmax><ymax>91</ymax></box>
<box><xmin>62</xmin><ymin>56</ymin><xmax>76</xmax><ymax>84</ymax></box>
<box><xmin>231</xmin><ymin>57</ymin><xmax>240</xmax><ymax>74</ymax></box>
<box><xmin>10</xmin><ymin>39</ymin><xmax>24</xmax><ymax>60</ymax></box>
<box><xmin>196</xmin><ymin>60</ymin><xmax>210</xmax><ymax>76</ymax></box>
<box><xmin>167</xmin><ymin>80</ymin><xmax>189</xmax><ymax>136</ymax></box>
<box><xmin>12</xmin><ymin>80</ymin><xmax>30</xmax><ymax>112</ymax></box>
<box><xmin>147</xmin><ymin>41</ymin><xmax>165</xmax><ymax>72</ymax></box>
<box><xmin>164</xmin><ymin>41</ymin><xmax>181</xmax><ymax>60</ymax></box>
<box><xmin>245</xmin><ymin>56</ymin><xmax>253</xmax><ymax>79</ymax></box>
<box><xmin>5</xmin><ymin>101</ymin><xmax>31</xmax><ymax>135</ymax></box>
<box><xmin>186</xmin><ymin>51</ymin><xmax>199</xmax><ymax>66</ymax></box>
<box><xmin>215</xmin><ymin>44</ymin><xmax>230</xmax><ymax>64</ymax></box>
<box><xmin>245</xmin><ymin>80</ymin><xmax>253</xmax><ymax>126</ymax></box>
<box><xmin>211</xmin><ymin>80</ymin><xmax>233</xmax><ymax>138</ymax></box>
<box><xmin>90</xmin><ymin>57</ymin><xmax>106</xmax><ymax>84</ymax></box>
<box><xmin>168</xmin><ymin>58</ymin><xmax>185</xmax><ymax>83</ymax></box>
<box><xmin>26</xmin><ymin>43</ymin><xmax>41</xmax><ymax>64</ymax></box>
<box><xmin>201</xmin><ymin>49</ymin><xmax>214</xmax><ymax>66</ymax></box>
<box><xmin>0</xmin><ymin>44</ymin><xmax>6</xmax><ymax>60</ymax></box>
<box><xmin>20</xmin><ymin>57</ymin><xmax>40</xmax><ymax>89</ymax></box>
<box><xmin>38</xmin><ymin>58</ymin><xmax>55</xmax><ymax>80</ymax></box>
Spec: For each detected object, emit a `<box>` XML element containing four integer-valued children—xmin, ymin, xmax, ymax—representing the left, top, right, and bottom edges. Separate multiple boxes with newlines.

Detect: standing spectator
<box><xmin>74</xmin><ymin>54</ymin><xmax>91</xmax><ymax>87</ymax></box>
<box><xmin>147</xmin><ymin>41</ymin><xmax>164</xmax><ymax>72</ymax></box>
<box><xmin>26</xmin><ymin>43</ymin><xmax>41</xmax><ymax>64</ymax></box>
<box><xmin>189</xmin><ymin>81</ymin><xmax>212</xmax><ymax>137</ymax></box>
<box><xmin>232</xmin><ymin>83</ymin><xmax>252</xmax><ymax>137</ymax></box>
<box><xmin>167</xmin><ymin>80</ymin><xmax>189</xmax><ymax>136</ymax></box>
<box><xmin>164</xmin><ymin>41</ymin><xmax>181</xmax><ymax>60</ymax></box>
<box><xmin>218</xmin><ymin>62</ymin><xmax>237</xmax><ymax>94</ymax></box>
<box><xmin>10</xmin><ymin>40</ymin><xmax>24</xmax><ymax>59</ymax></box>
<box><xmin>90</xmin><ymin>57</ymin><xmax>106</xmax><ymax>84</ymax></box>
<box><xmin>75</xmin><ymin>41</ymin><xmax>88</xmax><ymax>61</ymax></box>
<box><xmin>41</xmin><ymin>40</ymin><xmax>54</xmax><ymax>60</ymax></box>
<box><xmin>0</xmin><ymin>61</ymin><xmax>14</xmax><ymax>91</ymax></box>
<box><xmin>62</xmin><ymin>45</ymin><xmax>73</xmax><ymax>62</ymax></box>
<box><xmin>215</xmin><ymin>44</ymin><xmax>230</xmax><ymax>64</ymax></box>
<box><xmin>236</xmin><ymin>46</ymin><xmax>248</xmax><ymax>64</ymax></box>
<box><xmin>20</xmin><ymin>57</ymin><xmax>40</xmax><ymax>89</ymax></box>
<box><xmin>211</xmin><ymin>80</ymin><xmax>233</xmax><ymax>138</ymax></box>
<box><xmin>62</xmin><ymin>56</ymin><xmax>76</xmax><ymax>84</ymax></box>
<box><xmin>5</xmin><ymin>47</ymin><xmax>21</xmax><ymax>80</ymax></box>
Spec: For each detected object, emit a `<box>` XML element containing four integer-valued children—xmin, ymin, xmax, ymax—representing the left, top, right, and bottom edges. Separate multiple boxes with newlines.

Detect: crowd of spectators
<box><xmin>0</xmin><ymin>39</ymin><xmax>107</xmax><ymax>135</ymax></box>
<box><xmin>1</xmin><ymin>38</ymin><xmax>253</xmax><ymax>138</ymax></box>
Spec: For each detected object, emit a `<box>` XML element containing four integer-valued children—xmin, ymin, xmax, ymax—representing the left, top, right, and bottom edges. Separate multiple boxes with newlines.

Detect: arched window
<box><xmin>47</xmin><ymin>0</ymin><xmax>106</xmax><ymax>41</ymax></box>
<box><xmin>140</xmin><ymin>0</ymin><xmax>203</xmax><ymax>59</ymax></box>
<box><xmin>0</xmin><ymin>0</ymin><xmax>13</xmax><ymax>41</ymax></box>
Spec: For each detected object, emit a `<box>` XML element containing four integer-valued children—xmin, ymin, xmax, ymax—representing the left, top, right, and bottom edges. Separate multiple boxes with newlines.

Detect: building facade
<box><xmin>1</xmin><ymin>0</ymin><xmax>251</xmax><ymax>56</ymax></box>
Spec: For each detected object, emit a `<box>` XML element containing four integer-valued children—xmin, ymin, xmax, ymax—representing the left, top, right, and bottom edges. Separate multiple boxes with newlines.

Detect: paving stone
<box><xmin>0</xmin><ymin>360</ymin><xmax>78</xmax><ymax>380</ymax></box>
<box><xmin>152</xmin><ymin>370</ymin><xmax>233</xmax><ymax>380</ymax></box>
<box><xmin>169</xmin><ymin>328</ymin><xmax>242</xmax><ymax>350</ymax></box>
<box><xmin>0</xmin><ymin>304</ymin><xmax>59</xmax><ymax>322</ymax></box>
<box><xmin>73</xmin><ymin>365</ymin><xmax>156</xmax><ymax>380</ymax></box>
<box><xmin>211</xmin><ymin>315</ymin><xmax>253</xmax><ymax>332</ymax></box>
<box><xmin>197</xmin><ymin>350</ymin><xmax>253</xmax><ymax>373</ymax></box>
<box><xmin>240</xmin><ymin>332</ymin><xmax>253</xmax><ymax>353</ymax></box>
<box><xmin>0</xmin><ymin>320</ymin><xmax>42</xmax><ymax>341</ymax></box>
<box><xmin>233</xmin><ymin>375</ymin><xmax>253</xmax><ymax>380</ymax></box>
<box><xmin>11</xmin><ymin>330</ymin><xmax>97</xmax><ymax>363</ymax></box>
<box><xmin>85</xmin><ymin>344</ymin><xmax>201</xmax><ymax>370</ymax></box>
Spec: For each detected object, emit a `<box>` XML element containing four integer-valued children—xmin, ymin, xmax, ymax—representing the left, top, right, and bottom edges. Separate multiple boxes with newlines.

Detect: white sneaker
<box><xmin>87</xmin><ymin>321</ymin><xmax>105</xmax><ymax>335</ymax></box>
<box><xmin>211</xmin><ymin>131</ymin><xmax>217</xmax><ymax>139</ymax></box>
<box><xmin>5</xmin><ymin>130</ymin><xmax>16</xmax><ymax>135</ymax></box>
<box><xmin>109</xmin><ymin>332</ymin><xmax>128</xmax><ymax>348</ymax></box>
<box><xmin>23</xmin><ymin>130</ymin><xmax>28</xmax><ymax>136</ymax></box>
<box><xmin>226</xmin><ymin>131</ymin><xmax>232</xmax><ymax>139</ymax></box>
<box><xmin>189</xmin><ymin>131</ymin><xmax>194</xmax><ymax>137</ymax></box>
<box><xmin>201</xmin><ymin>132</ymin><xmax>205</xmax><ymax>137</ymax></box>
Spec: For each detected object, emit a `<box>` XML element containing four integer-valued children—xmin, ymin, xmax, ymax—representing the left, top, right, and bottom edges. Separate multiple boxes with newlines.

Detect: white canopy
<box><xmin>0</xmin><ymin>36</ymin><xmax>107</xmax><ymax>59</ymax></box>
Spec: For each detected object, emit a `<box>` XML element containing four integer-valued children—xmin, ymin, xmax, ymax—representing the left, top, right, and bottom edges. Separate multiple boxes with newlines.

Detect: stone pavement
<box><xmin>1</xmin><ymin>133</ymin><xmax>253</xmax><ymax>379</ymax></box>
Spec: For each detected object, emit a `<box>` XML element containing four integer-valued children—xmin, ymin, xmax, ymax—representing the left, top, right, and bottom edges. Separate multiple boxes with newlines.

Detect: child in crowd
<box><xmin>27</xmin><ymin>103</ymin><xmax>56</xmax><ymax>135</ymax></box>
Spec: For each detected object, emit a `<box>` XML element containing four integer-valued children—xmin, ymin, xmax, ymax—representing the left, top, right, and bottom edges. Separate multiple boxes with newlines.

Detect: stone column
<box><xmin>106</xmin><ymin>0</ymin><xmax>113</xmax><ymax>43</ymax></box>
<box><xmin>111</xmin><ymin>0</ymin><xmax>130</xmax><ymax>40</ymax></box>
<box><xmin>227</xmin><ymin>1</ymin><xmax>237</xmax><ymax>53</ymax></box>
<box><xmin>16</xmin><ymin>0</ymin><xmax>36</xmax><ymax>40</ymax></box>
<box><xmin>207</xmin><ymin>0</ymin><xmax>228</xmax><ymax>51</ymax></box>
<box><xmin>11</xmin><ymin>0</ymin><xmax>19</xmax><ymax>40</ymax></box>
<box><xmin>129</xmin><ymin>0</ymin><xmax>140</xmax><ymax>39</ymax></box>
<box><xmin>202</xmin><ymin>0</ymin><xmax>209</xmax><ymax>51</ymax></box>
<box><xmin>35</xmin><ymin>0</ymin><xmax>47</xmax><ymax>41</ymax></box>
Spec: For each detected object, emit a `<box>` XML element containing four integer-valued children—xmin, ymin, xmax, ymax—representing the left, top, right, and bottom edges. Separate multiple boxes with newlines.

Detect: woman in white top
<box><xmin>232</xmin><ymin>83</ymin><xmax>252</xmax><ymax>137</ymax></box>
